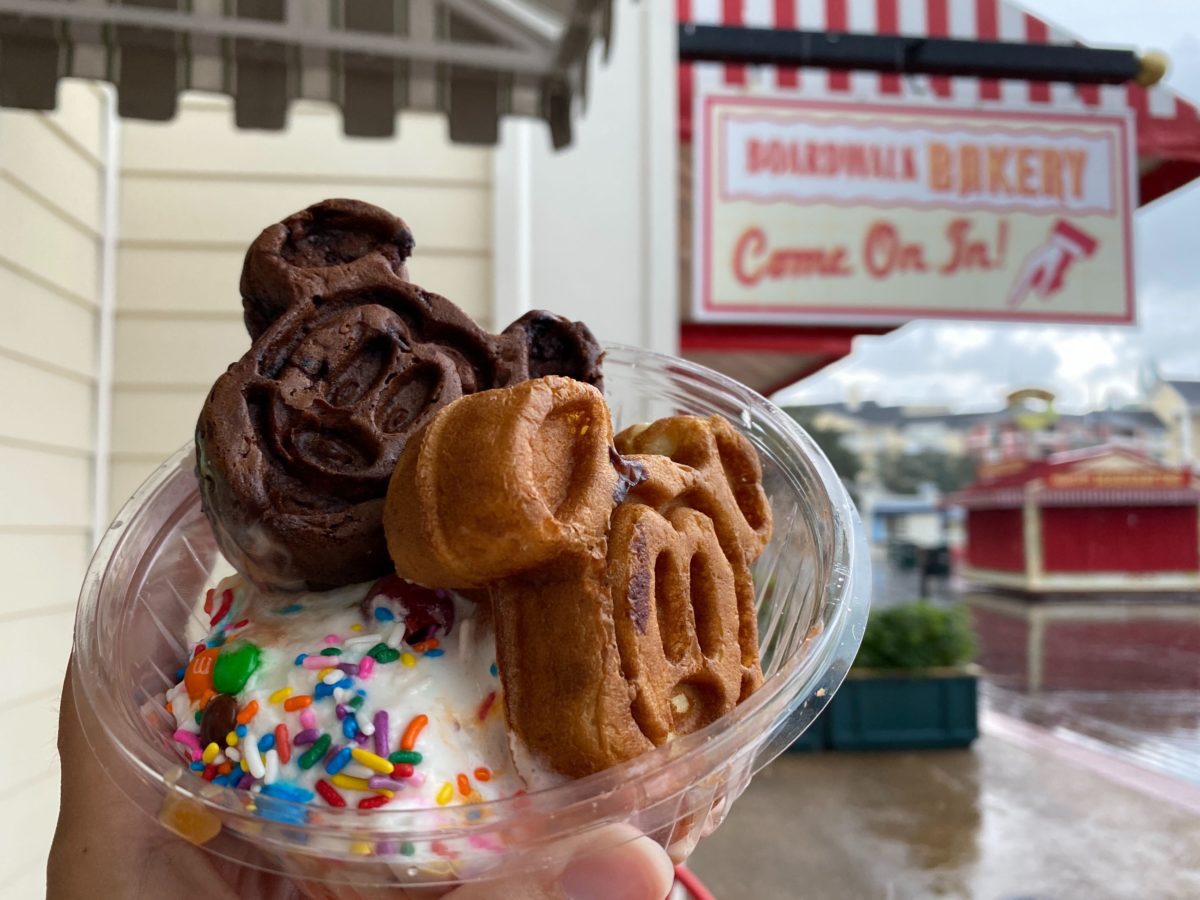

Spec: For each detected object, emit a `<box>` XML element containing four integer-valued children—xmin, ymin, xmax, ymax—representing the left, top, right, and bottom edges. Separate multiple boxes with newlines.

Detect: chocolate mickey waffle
<box><xmin>383</xmin><ymin>376</ymin><xmax>772</xmax><ymax>777</ymax></box>
<box><xmin>197</xmin><ymin>201</ymin><xmax>604</xmax><ymax>593</ymax></box>
<box><xmin>240</xmin><ymin>199</ymin><xmax>416</xmax><ymax>340</ymax></box>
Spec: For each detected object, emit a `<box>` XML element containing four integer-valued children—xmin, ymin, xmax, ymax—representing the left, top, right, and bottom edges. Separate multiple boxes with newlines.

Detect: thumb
<box><xmin>446</xmin><ymin>824</ymin><xmax>675</xmax><ymax>900</ymax></box>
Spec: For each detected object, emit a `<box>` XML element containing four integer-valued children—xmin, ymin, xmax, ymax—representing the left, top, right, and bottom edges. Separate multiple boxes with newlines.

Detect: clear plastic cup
<box><xmin>72</xmin><ymin>344</ymin><xmax>870</xmax><ymax>896</ymax></box>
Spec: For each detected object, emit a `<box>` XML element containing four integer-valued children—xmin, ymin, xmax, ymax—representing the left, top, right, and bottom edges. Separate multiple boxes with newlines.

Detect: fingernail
<box><xmin>562</xmin><ymin>835</ymin><xmax>674</xmax><ymax>900</ymax></box>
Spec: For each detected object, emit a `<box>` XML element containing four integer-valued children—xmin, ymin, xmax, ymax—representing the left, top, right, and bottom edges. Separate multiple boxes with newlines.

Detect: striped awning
<box><xmin>678</xmin><ymin>0</ymin><xmax>1200</xmax><ymax>206</ymax></box>
<box><xmin>0</xmin><ymin>0</ymin><xmax>613</xmax><ymax>147</ymax></box>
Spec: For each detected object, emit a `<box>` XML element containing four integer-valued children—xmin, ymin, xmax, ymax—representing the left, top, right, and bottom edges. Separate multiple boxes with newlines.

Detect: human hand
<box><xmin>48</xmin><ymin>663</ymin><xmax>675</xmax><ymax>900</ymax></box>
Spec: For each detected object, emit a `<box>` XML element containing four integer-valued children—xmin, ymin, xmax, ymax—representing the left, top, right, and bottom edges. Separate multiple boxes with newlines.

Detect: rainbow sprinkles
<box><xmin>164</xmin><ymin>573</ymin><xmax>523</xmax><ymax>842</ymax></box>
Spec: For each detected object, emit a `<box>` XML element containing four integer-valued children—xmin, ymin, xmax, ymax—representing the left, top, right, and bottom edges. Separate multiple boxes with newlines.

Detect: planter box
<box><xmin>825</xmin><ymin>667</ymin><xmax>978</xmax><ymax>751</ymax></box>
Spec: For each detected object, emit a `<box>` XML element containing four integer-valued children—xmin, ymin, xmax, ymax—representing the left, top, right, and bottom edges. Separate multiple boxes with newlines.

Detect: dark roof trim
<box><xmin>0</xmin><ymin>0</ymin><xmax>612</xmax><ymax>147</ymax></box>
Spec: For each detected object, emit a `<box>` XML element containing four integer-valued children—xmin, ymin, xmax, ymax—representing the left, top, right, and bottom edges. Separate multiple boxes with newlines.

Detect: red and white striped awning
<box><xmin>678</xmin><ymin>0</ymin><xmax>1200</xmax><ymax>205</ymax></box>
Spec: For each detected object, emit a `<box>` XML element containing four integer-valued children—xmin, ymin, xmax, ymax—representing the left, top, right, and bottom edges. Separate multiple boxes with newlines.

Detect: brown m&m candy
<box><xmin>198</xmin><ymin>693</ymin><xmax>239</xmax><ymax>749</ymax></box>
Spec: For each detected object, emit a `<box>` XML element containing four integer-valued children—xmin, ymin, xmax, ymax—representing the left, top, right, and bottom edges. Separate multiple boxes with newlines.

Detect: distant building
<box><xmin>795</xmin><ymin>393</ymin><xmax>1170</xmax><ymax>552</ymax></box>
<box><xmin>795</xmin><ymin>393</ymin><xmax>1168</xmax><ymax>470</ymax></box>
<box><xmin>868</xmin><ymin>483</ymin><xmax>946</xmax><ymax>546</ymax></box>
<box><xmin>950</xmin><ymin>446</ymin><xmax>1200</xmax><ymax>593</ymax></box>
<box><xmin>1147</xmin><ymin>379</ymin><xmax>1200</xmax><ymax>467</ymax></box>
<box><xmin>951</xmin><ymin>445</ymin><xmax>1200</xmax><ymax>692</ymax></box>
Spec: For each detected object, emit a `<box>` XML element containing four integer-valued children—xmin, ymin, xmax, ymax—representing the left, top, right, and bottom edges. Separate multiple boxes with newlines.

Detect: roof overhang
<box><xmin>0</xmin><ymin>0</ymin><xmax>614</xmax><ymax>146</ymax></box>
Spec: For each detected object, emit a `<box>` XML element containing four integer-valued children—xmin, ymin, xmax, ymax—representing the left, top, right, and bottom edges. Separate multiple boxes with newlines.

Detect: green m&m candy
<box><xmin>212</xmin><ymin>641</ymin><xmax>262</xmax><ymax>694</ymax></box>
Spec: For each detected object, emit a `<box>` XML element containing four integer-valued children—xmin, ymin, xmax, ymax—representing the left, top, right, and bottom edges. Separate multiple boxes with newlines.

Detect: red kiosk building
<box><xmin>673</xmin><ymin>3</ymin><xmax>1200</xmax><ymax>693</ymax></box>
<box><xmin>952</xmin><ymin>447</ymin><xmax>1200</xmax><ymax>691</ymax></box>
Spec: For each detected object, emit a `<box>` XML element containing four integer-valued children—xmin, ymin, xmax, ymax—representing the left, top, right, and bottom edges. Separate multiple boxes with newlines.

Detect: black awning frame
<box><xmin>679</xmin><ymin>23</ymin><xmax>1157</xmax><ymax>87</ymax></box>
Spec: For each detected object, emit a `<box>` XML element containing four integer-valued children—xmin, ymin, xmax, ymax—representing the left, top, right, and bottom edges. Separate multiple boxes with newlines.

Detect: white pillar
<box><xmin>91</xmin><ymin>85</ymin><xmax>121</xmax><ymax>547</ymax></box>
<box><xmin>1023</xmin><ymin>490</ymin><xmax>1043</xmax><ymax>591</ymax></box>
<box><xmin>492</xmin><ymin>0</ymin><xmax>678</xmax><ymax>354</ymax></box>
<box><xmin>1181</xmin><ymin>408</ymin><xmax>1195</xmax><ymax>468</ymax></box>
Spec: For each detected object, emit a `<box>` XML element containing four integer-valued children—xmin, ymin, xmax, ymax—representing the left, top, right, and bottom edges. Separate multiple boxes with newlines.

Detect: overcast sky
<box><xmin>778</xmin><ymin>0</ymin><xmax>1200</xmax><ymax>413</ymax></box>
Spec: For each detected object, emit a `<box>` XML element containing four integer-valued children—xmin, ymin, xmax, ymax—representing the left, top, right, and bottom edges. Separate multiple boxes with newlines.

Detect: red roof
<box><xmin>950</xmin><ymin>445</ymin><xmax>1199</xmax><ymax>507</ymax></box>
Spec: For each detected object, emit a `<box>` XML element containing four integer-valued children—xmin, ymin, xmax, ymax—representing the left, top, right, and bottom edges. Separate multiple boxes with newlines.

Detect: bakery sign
<box><xmin>692</xmin><ymin>94</ymin><xmax>1136</xmax><ymax>325</ymax></box>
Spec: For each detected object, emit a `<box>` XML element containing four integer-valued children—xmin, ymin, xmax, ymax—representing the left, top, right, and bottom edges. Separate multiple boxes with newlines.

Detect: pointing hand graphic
<box><xmin>1007</xmin><ymin>219</ymin><xmax>1099</xmax><ymax>308</ymax></box>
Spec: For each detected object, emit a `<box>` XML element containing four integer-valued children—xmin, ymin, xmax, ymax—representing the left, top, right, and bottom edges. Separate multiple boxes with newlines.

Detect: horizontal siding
<box><xmin>0</xmin><ymin>682</ymin><xmax>72</xmax><ymax>866</ymax></box>
<box><xmin>121</xmin><ymin>105</ymin><xmax>490</xmax><ymax>183</ymax></box>
<box><xmin>108</xmin><ymin>93</ymin><xmax>496</xmax><ymax>525</ymax></box>
<box><xmin>0</xmin><ymin>113</ymin><xmax>102</xmax><ymax>235</ymax></box>
<box><xmin>0</xmin><ymin>610</ymin><xmax>75</xmax><ymax>705</ymax></box>
<box><xmin>118</xmin><ymin>245</ymin><xmax>248</xmax><ymax>315</ymax></box>
<box><xmin>0</xmin><ymin>356</ymin><xmax>94</xmax><ymax>453</ymax></box>
<box><xmin>406</xmin><ymin>255</ymin><xmax>492</xmax><ymax>324</ymax></box>
<box><xmin>7</xmin><ymin>868</ymin><xmax>50</xmax><ymax>900</ymax></box>
<box><xmin>0</xmin><ymin>533</ymin><xmax>93</xmax><ymax>619</ymax></box>
<box><xmin>120</xmin><ymin>177</ymin><xmax>491</xmax><ymax>254</ymax></box>
<box><xmin>0</xmin><ymin>267</ymin><xmax>97</xmax><ymax>379</ymax></box>
<box><xmin>0</xmin><ymin>180</ymin><xmax>98</xmax><ymax>305</ymax></box>
<box><xmin>119</xmin><ymin>246</ymin><xmax>491</xmax><ymax>322</ymax></box>
<box><xmin>113</xmin><ymin>317</ymin><xmax>249</xmax><ymax>389</ymax></box>
<box><xmin>0</xmin><ymin>446</ymin><xmax>92</xmax><ymax>529</ymax></box>
<box><xmin>109</xmin><ymin>459</ymin><xmax>159</xmax><ymax>519</ymax></box>
<box><xmin>0</xmin><ymin>84</ymin><xmax>103</xmax><ymax>888</ymax></box>
<box><xmin>44</xmin><ymin>80</ymin><xmax>106</xmax><ymax>164</ymax></box>
<box><xmin>111</xmin><ymin>389</ymin><xmax>207</xmax><ymax>459</ymax></box>
<box><xmin>0</xmin><ymin>771</ymin><xmax>59</xmax><ymax>886</ymax></box>
<box><xmin>8</xmin><ymin>868</ymin><xmax>51</xmax><ymax>900</ymax></box>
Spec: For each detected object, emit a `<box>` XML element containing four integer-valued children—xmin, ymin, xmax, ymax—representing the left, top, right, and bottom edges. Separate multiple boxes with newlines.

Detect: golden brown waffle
<box><xmin>383</xmin><ymin>376</ymin><xmax>619</xmax><ymax>588</ymax></box>
<box><xmin>615</xmin><ymin>416</ymin><xmax>772</xmax><ymax>701</ymax></box>
<box><xmin>383</xmin><ymin>378</ymin><xmax>772</xmax><ymax>776</ymax></box>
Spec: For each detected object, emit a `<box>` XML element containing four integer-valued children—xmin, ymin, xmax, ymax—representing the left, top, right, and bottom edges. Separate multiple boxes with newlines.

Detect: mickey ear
<box><xmin>239</xmin><ymin>199</ymin><xmax>415</xmax><ymax>341</ymax></box>
<box><xmin>500</xmin><ymin>310</ymin><xmax>605</xmax><ymax>390</ymax></box>
<box><xmin>383</xmin><ymin>375</ymin><xmax>619</xmax><ymax>590</ymax></box>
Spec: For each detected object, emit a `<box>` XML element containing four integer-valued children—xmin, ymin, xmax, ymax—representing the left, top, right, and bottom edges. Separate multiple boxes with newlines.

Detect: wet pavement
<box><xmin>985</xmin><ymin>683</ymin><xmax>1200</xmax><ymax>789</ymax></box>
<box><xmin>688</xmin><ymin>731</ymin><xmax>1200</xmax><ymax>899</ymax></box>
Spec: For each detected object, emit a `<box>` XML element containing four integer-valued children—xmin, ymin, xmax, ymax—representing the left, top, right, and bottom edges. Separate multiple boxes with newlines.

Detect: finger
<box><xmin>446</xmin><ymin>824</ymin><xmax>674</xmax><ymax>900</ymax></box>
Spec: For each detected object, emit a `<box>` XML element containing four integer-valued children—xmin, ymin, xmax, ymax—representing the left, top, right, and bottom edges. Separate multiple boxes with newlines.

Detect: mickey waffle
<box><xmin>197</xmin><ymin>202</ymin><xmax>605</xmax><ymax>592</ymax></box>
<box><xmin>240</xmin><ymin>198</ymin><xmax>415</xmax><ymax>340</ymax></box>
<box><xmin>382</xmin><ymin>376</ymin><xmax>772</xmax><ymax>777</ymax></box>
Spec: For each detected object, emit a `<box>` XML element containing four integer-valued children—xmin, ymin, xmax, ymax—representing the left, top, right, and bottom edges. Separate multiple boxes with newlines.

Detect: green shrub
<box><xmin>853</xmin><ymin>602</ymin><xmax>976</xmax><ymax>670</ymax></box>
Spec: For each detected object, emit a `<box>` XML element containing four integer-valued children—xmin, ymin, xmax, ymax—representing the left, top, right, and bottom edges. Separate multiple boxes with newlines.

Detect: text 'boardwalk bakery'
<box><xmin>696</xmin><ymin>96</ymin><xmax>1133</xmax><ymax>325</ymax></box>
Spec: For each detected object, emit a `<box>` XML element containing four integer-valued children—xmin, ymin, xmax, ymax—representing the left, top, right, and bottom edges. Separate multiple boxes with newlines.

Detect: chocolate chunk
<box><xmin>240</xmin><ymin>199</ymin><xmax>415</xmax><ymax>340</ymax></box>
<box><xmin>197</xmin><ymin>279</ymin><xmax>606</xmax><ymax>591</ymax></box>
<box><xmin>199</xmin><ymin>693</ymin><xmax>239</xmax><ymax>748</ymax></box>
<box><xmin>610</xmin><ymin>447</ymin><xmax>648</xmax><ymax>504</ymax></box>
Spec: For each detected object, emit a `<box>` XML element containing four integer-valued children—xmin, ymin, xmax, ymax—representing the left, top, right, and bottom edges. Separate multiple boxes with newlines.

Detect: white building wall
<box><xmin>110</xmin><ymin>98</ymin><xmax>494</xmax><ymax>513</ymax></box>
<box><xmin>493</xmin><ymin>0</ymin><xmax>678</xmax><ymax>355</ymax></box>
<box><xmin>0</xmin><ymin>80</ymin><xmax>110</xmax><ymax>898</ymax></box>
<box><xmin>0</xmin><ymin>8</ymin><xmax>674</xmax><ymax>887</ymax></box>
